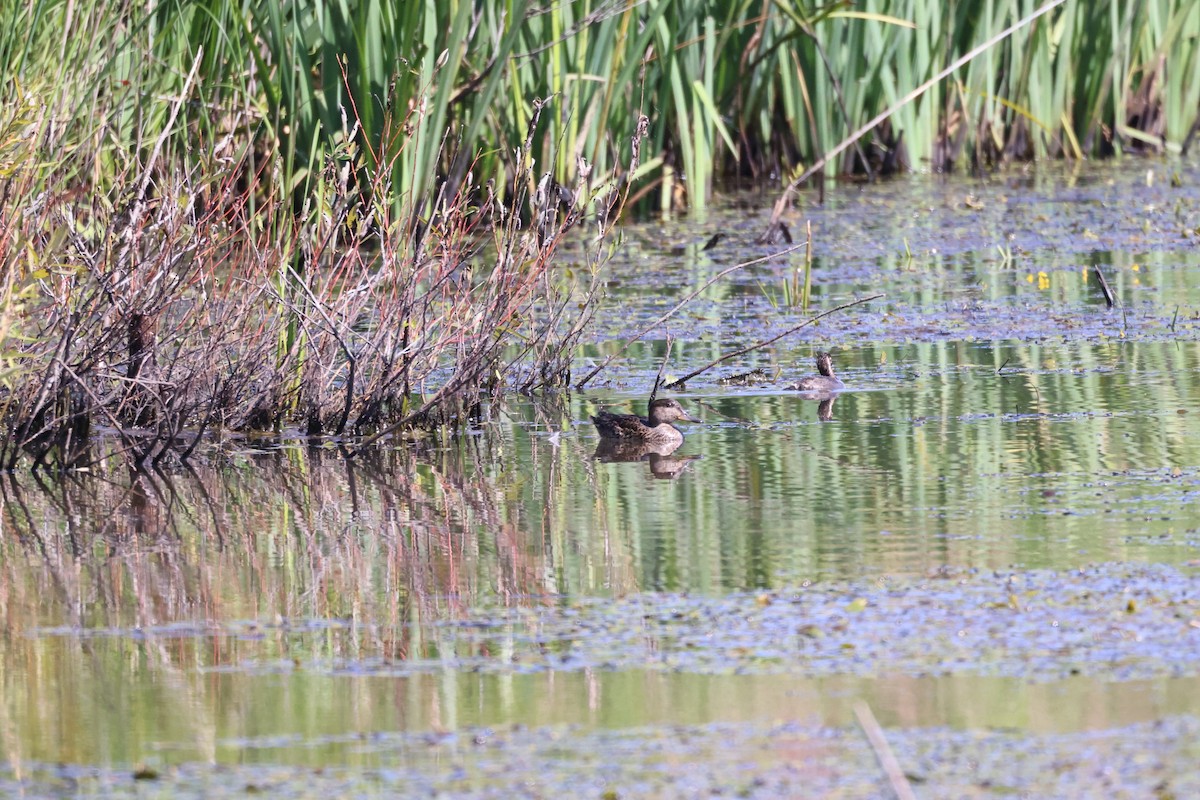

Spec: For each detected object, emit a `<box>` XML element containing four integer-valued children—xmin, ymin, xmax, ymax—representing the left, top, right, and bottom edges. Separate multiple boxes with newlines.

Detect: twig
<box><xmin>649</xmin><ymin>331</ymin><xmax>674</xmax><ymax>402</ymax></box>
<box><xmin>117</xmin><ymin>48</ymin><xmax>205</xmax><ymax>271</ymax></box>
<box><xmin>766</xmin><ymin>0</ymin><xmax>1068</xmax><ymax>227</ymax></box>
<box><xmin>272</xmin><ymin>262</ymin><xmax>361</xmax><ymax>435</ymax></box>
<box><xmin>1091</xmin><ymin>264</ymin><xmax>1115</xmax><ymax>308</ymax></box>
<box><xmin>575</xmin><ymin>242</ymin><xmax>809</xmax><ymax>388</ymax></box>
<box><xmin>853</xmin><ymin>701</ymin><xmax>917</xmax><ymax>800</ymax></box>
<box><xmin>345</xmin><ymin>366</ymin><xmax>478</xmax><ymax>457</ymax></box>
<box><xmin>664</xmin><ymin>294</ymin><xmax>883</xmax><ymax>389</ymax></box>
<box><xmin>802</xmin><ymin>220</ymin><xmax>813</xmax><ymax>308</ymax></box>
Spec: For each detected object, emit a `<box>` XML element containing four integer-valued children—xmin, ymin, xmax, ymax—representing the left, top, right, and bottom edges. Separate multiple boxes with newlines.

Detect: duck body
<box><xmin>790</xmin><ymin>374</ymin><xmax>844</xmax><ymax>392</ymax></box>
<box><xmin>591</xmin><ymin>398</ymin><xmax>699</xmax><ymax>444</ymax></box>
<box><xmin>787</xmin><ymin>352</ymin><xmax>844</xmax><ymax>393</ymax></box>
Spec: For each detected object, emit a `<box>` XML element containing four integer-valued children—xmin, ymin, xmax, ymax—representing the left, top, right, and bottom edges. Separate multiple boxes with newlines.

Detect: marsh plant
<box><xmin>0</xmin><ymin>70</ymin><xmax>633</xmax><ymax>470</ymax></box>
<box><xmin>7</xmin><ymin>1</ymin><xmax>1198</xmax><ymax>210</ymax></box>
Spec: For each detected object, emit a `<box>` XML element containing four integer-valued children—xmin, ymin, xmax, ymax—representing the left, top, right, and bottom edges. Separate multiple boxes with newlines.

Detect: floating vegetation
<box><xmin>52</xmin><ymin>562</ymin><xmax>1185</xmax><ymax>683</ymax></box>
<box><xmin>3</xmin><ymin>715</ymin><xmax>1198</xmax><ymax>799</ymax></box>
<box><xmin>717</xmin><ymin>368</ymin><xmax>777</xmax><ymax>387</ymax></box>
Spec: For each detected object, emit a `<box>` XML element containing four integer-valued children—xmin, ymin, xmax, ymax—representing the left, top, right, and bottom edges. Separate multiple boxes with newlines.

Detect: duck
<box><xmin>787</xmin><ymin>351</ymin><xmax>844</xmax><ymax>393</ymax></box>
<box><xmin>591</xmin><ymin>398</ymin><xmax>699</xmax><ymax>444</ymax></box>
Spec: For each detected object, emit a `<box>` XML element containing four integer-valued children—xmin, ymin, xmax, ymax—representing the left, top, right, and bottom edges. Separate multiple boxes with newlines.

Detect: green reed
<box><xmin>5</xmin><ymin>0</ymin><xmax>1199</xmax><ymax>216</ymax></box>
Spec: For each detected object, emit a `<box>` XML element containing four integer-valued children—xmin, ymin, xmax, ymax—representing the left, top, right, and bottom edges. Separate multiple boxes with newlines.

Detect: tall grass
<box><xmin>4</xmin><ymin>1</ymin><xmax>1198</xmax><ymax>213</ymax></box>
<box><xmin>0</xmin><ymin>0</ymin><xmax>632</xmax><ymax>470</ymax></box>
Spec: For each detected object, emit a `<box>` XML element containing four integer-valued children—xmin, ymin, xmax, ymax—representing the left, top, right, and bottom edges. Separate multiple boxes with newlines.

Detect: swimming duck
<box><xmin>787</xmin><ymin>352</ymin><xmax>844</xmax><ymax>393</ymax></box>
<box><xmin>591</xmin><ymin>398</ymin><xmax>699</xmax><ymax>444</ymax></box>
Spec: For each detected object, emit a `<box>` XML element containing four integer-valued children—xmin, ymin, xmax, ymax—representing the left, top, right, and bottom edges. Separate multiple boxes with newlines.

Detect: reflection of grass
<box><xmin>2</xmin><ymin>355</ymin><xmax>1199</xmax><ymax>681</ymax></box>
<box><xmin>592</xmin><ymin>339</ymin><xmax>1200</xmax><ymax>590</ymax></box>
<box><xmin>0</xmin><ymin>439</ymin><xmax>595</xmax><ymax>632</ymax></box>
<box><xmin>7</xmin><ymin>387</ymin><xmax>1197</xmax><ymax>607</ymax></box>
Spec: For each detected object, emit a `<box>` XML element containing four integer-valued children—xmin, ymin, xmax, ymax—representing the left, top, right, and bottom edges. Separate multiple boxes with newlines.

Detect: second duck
<box><xmin>787</xmin><ymin>351</ymin><xmax>844</xmax><ymax>393</ymax></box>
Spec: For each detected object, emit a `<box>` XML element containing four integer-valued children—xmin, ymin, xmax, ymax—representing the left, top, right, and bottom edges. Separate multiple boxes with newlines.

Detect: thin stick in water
<box><xmin>649</xmin><ymin>331</ymin><xmax>674</xmax><ymax>402</ymax></box>
<box><xmin>802</xmin><ymin>220</ymin><xmax>813</xmax><ymax>310</ymax></box>
<box><xmin>1092</xmin><ymin>264</ymin><xmax>1115</xmax><ymax>308</ymax></box>
<box><xmin>664</xmin><ymin>294</ymin><xmax>883</xmax><ymax>389</ymax></box>
<box><xmin>853</xmin><ymin>701</ymin><xmax>917</xmax><ymax>800</ymax></box>
<box><xmin>575</xmin><ymin>242</ymin><xmax>809</xmax><ymax>389</ymax></box>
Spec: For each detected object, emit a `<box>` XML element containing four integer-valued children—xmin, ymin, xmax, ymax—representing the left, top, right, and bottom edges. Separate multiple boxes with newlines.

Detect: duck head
<box><xmin>646</xmin><ymin>397</ymin><xmax>700</xmax><ymax>426</ymax></box>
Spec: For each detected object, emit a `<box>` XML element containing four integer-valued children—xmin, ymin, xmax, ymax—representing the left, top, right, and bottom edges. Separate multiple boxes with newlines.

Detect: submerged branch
<box><xmin>575</xmin><ymin>242</ymin><xmax>809</xmax><ymax>389</ymax></box>
<box><xmin>663</xmin><ymin>294</ymin><xmax>883</xmax><ymax>389</ymax></box>
<box><xmin>854</xmin><ymin>702</ymin><xmax>917</xmax><ymax>800</ymax></box>
<box><xmin>649</xmin><ymin>331</ymin><xmax>674</xmax><ymax>403</ymax></box>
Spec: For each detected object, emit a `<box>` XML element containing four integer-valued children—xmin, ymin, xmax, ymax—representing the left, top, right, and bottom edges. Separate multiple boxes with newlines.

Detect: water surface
<box><xmin>4</xmin><ymin>161</ymin><xmax>1200</xmax><ymax>797</ymax></box>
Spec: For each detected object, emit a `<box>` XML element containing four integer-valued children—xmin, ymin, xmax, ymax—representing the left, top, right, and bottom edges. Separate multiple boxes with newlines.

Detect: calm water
<box><xmin>4</xmin><ymin>161</ymin><xmax>1200</xmax><ymax>796</ymax></box>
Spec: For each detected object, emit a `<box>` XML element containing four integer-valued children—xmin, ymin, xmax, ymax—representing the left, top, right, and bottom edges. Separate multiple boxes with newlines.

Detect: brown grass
<box><xmin>0</xmin><ymin>100</ymin><xmax>634</xmax><ymax>472</ymax></box>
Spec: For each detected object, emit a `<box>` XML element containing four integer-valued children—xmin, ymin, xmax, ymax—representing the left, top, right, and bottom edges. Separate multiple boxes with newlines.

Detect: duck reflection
<box><xmin>816</xmin><ymin>394</ymin><xmax>837</xmax><ymax>421</ymax></box>
<box><xmin>594</xmin><ymin>438</ymin><xmax>701</xmax><ymax>480</ymax></box>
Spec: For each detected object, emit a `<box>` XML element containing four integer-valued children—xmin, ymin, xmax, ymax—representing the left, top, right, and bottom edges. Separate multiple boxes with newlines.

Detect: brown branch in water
<box><xmin>853</xmin><ymin>701</ymin><xmax>917</xmax><ymax>800</ymax></box>
<box><xmin>664</xmin><ymin>293</ymin><xmax>884</xmax><ymax>389</ymax></box>
<box><xmin>345</xmin><ymin>363</ymin><xmax>480</xmax><ymax>457</ymax></box>
<box><xmin>1092</xmin><ymin>264</ymin><xmax>1115</xmax><ymax>308</ymax></box>
<box><xmin>575</xmin><ymin>242</ymin><xmax>809</xmax><ymax>389</ymax></box>
<box><xmin>649</xmin><ymin>331</ymin><xmax>674</xmax><ymax>402</ymax></box>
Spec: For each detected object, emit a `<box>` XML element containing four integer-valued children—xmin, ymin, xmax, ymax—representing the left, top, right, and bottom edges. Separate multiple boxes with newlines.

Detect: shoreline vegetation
<box><xmin>2</xmin><ymin>0</ymin><xmax>1198</xmax><ymax>470</ymax></box>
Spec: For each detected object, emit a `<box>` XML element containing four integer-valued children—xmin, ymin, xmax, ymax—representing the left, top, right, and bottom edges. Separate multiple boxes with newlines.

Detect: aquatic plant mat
<box><xmin>12</xmin><ymin>558</ymin><xmax>1198</xmax><ymax>795</ymax></box>
<box><xmin>28</xmin><ymin>563</ymin><xmax>1195</xmax><ymax>681</ymax></box>
<box><xmin>235</xmin><ymin>564</ymin><xmax>1200</xmax><ymax>680</ymax></box>
<box><xmin>5</xmin><ymin>715</ymin><xmax>1199</xmax><ymax>798</ymax></box>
